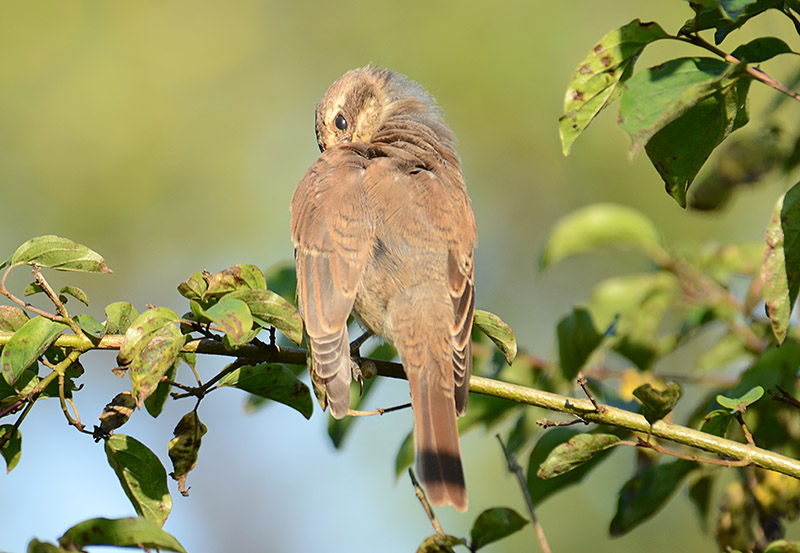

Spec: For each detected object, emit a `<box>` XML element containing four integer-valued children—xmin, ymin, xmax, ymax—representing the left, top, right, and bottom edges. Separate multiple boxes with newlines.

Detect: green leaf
<box><xmin>0</xmin><ymin>305</ymin><xmax>29</xmax><ymax>332</ymax></box>
<box><xmin>191</xmin><ymin>298</ymin><xmax>253</xmax><ymax>347</ymax></box>
<box><xmin>681</xmin><ymin>0</ymin><xmax>784</xmax><ymax>44</ymax></box>
<box><xmin>761</xmin><ymin>182</ymin><xmax>800</xmax><ymax>343</ymax></box>
<box><xmin>104</xmin><ymin>302</ymin><xmax>140</xmax><ymax>336</ymax></box>
<box><xmin>719</xmin><ymin>0</ymin><xmax>762</xmax><ymax>19</ymax></box>
<box><xmin>688</xmin><ymin>474</ymin><xmax>715</xmax><ymax>531</ymax></box>
<box><xmin>58</xmin><ymin>285</ymin><xmax>89</xmax><ymax>306</ymax></box>
<box><xmin>168</xmin><ymin>410</ymin><xmax>207</xmax><ymax>496</ymax></box>
<box><xmin>0</xmin><ymin>370</ymin><xmax>38</xmax><ymax>408</ymax></box>
<box><xmin>731</xmin><ymin>37</ymin><xmax>795</xmax><ymax>62</ymax></box>
<box><xmin>144</xmin><ymin>358</ymin><xmax>180</xmax><ymax>418</ymax></box>
<box><xmin>716</xmin><ymin>385</ymin><xmax>764</xmax><ymax>412</ymax></box>
<box><xmin>506</xmin><ymin>410</ymin><xmax>533</xmax><ymax>454</ymax></box>
<box><xmin>765</xmin><ymin>540</ymin><xmax>800</xmax><ymax>553</ymax></box>
<box><xmin>1</xmin><ymin>317</ymin><xmax>68</xmax><ymax>386</ymax></box>
<box><xmin>264</xmin><ymin>261</ymin><xmax>298</xmax><ymax>306</ymax></box>
<box><xmin>539</xmin><ymin>204</ymin><xmax>663</xmax><ymax>269</ymax></box>
<box><xmin>527</xmin><ymin>428</ymin><xmax>618</xmax><ymax>505</ymax></box>
<box><xmin>416</xmin><ymin>534</ymin><xmax>466</xmax><ymax>553</ymax></box>
<box><xmin>556</xmin><ymin>308</ymin><xmax>603</xmax><ymax>380</ymax></box>
<box><xmin>633</xmin><ymin>382</ymin><xmax>683</xmax><ymax>424</ymax></box>
<box><xmin>9</xmin><ymin>235</ymin><xmax>112</xmax><ymax>273</ymax></box>
<box><xmin>225</xmin><ymin>289</ymin><xmax>304</xmax><ymax>345</ymax></box>
<box><xmin>395</xmin><ymin>430</ymin><xmax>414</xmax><ymax>479</ymax></box>
<box><xmin>204</xmin><ymin>264</ymin><xmax>267</xmax><ymax>299</ymax></box>
<box><xmin>75</xmin><ymin>314</ymin><xmax>105</xmax><ymax>340</ymax></box>
<box><xmin>26</xmin><ymin>539</ymin><xmax>62</xmax><ymax>553</ymax></box>
<box><xmin>619</xmin><ymin>57</ymin><xmax>744</xmax><ymax>156</ymax></box>
<box><xmin>118</xmin><ymin>307</ymin><xmax>180</xmax><ymax>365</ymax></box>
<box><xmin>104</xmin><ymin>434</ymin><xmax>172</xmax><ymax>527</ymax></box>
<box><xmin>473</xmin><ymin>309</ymin><xmax>517</xmax><ymax>364</ymax></box>
<box><xmin>559</xmin><ymin>19</ymin><xmax>668</xmax><ymax>155</ymax></box>
<box><xmin>219</xmin><ymin>363</ymin><xmax>313</xmax><ymax>419</ymax></box>
<box><xmin>537</xmin><ymin>433</ymin><xmax>620</xmax><ymax>479</ymax></box>
<box><xmin>177</xmin><ymin>271</ymin><xmax>208</xmax><ymax>301</ymax></box>
<box><xmin>610</xmin><ymin>459</ymin><xmax>697</xmax><ymax>535</ymax></box>
<box><xmin>644</xmin><ymin>76</ymin><xmax>750</xmax><ymax>207</ymax></box>
<box><xmin>128</xmin><ymin>324</ymin><xmax>186</xmax><ymax>408</ymax></box>
<box><xmin>59</xmin><ymin>517</ymin><xmax>186</xmax><ymax>553</ymax></box>
<box><xmin>0</xmin><ymin>424</ymin><xmax>22</xmax><ymax>472</ymax></box>
<box><xmin>470</xmin><ymin>507</ymin><xmax>528</xmax><ymax>550</ymax></box>
<box><xmin>701</xmin><ymin>409</ymin><xmax>734</xmax><ymax>437</ymax></box>
<box><xmin>23</xmin><ymin>283</ymin><xmax>44</xmax><ymax>297</ymax></box>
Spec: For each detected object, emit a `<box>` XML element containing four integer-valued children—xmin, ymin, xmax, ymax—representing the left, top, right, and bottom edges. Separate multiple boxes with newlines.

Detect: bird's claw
<box><xmin>351</xmin><ymin>360</ymin><xmax>365</xmax><ymax>395</ymax></box>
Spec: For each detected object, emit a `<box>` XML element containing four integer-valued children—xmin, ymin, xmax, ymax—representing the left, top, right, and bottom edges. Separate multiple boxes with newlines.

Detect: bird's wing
<box><xmin>290</xmin><ymin>146</ymin><xmax>371</xmax><ymax>419</ymax></box>
<box><xmin>422</xmin><ymin>166</ymin><xmax>476</xmax><ymax>416</ymax></box>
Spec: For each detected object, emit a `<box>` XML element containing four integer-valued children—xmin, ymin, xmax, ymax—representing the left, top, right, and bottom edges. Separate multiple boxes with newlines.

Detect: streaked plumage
<box><xmin>291</xmin><ymin>66</ymin><xmax>476</xmax><ymax>511</ymax></box>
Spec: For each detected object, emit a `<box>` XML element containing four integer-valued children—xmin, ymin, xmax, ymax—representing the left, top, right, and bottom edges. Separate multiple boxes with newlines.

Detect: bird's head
<box><xmin>314</xmin><ymin>66</ymin><xmax>455</xmax><ymax>160</ymax></box>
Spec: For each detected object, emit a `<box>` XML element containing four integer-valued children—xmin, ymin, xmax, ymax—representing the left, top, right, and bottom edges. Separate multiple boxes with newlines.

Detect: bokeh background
<box><xmin>1</xmin><ymin>2</ymin><xmax>798</xmax><ymax>552</ymax></box>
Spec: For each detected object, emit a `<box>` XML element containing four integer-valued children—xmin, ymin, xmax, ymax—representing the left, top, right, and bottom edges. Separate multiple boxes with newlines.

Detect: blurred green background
<box><xmin>1</xmin><ymin>2</ymin><xmax>798</xmax><ymax>552</ymax></box>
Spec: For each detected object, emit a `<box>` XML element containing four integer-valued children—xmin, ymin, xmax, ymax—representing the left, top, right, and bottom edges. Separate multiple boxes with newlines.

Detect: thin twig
<box><xmin>577</xmin><ymin>373</ymin><xmax>604</xmax><ymax>413</ymax></box>
<box><xmin>30</xmin><ymin>265</ymin><xmax>82</xmax><ymax>336</ymax></box>
<box><xmin>496</xmin><ymin>435</ymin><xmax>552</xmax><ymax>553</ymax></box>
<box><xmin>632</xmin><ymin>436</ymin><xmax>750</xmax><ymax>468</ymax></box>
<box><xmin>677</xmin><ymin>32</ymin><xmax>800</xmax><ymax>102</ymax></box>
<box><xmin>768</xmin><ymin>386</ymin><xmax>800</xmax><ymax>410</ymax></box>
<box><xmin>408</xmin><ymin>468</ymin><xmax>444</xmax><ymax>536</ymax></box>
<box><xmin>0</xmin><ymin>265</ymin><xmax>69</xmax><ymax>324</ymax></box>
<box><xmin>0</xmin><ymin>400</ymin><xmax>34</xmax><ymax>451</ymax></box>
<box><xmin>57</xmin><ymin>374</ymin><xmax>91</xmax><ymax>434</ymax></box>
<box><xmin>536</xmin><ymin>417</ymin><xmax>589</xmax><ymax>428</ymax></box>
<box><xmin>347</xmin><ymin>402</ymin><xmax>411</xmax><ymax>417</ymax></box>
<box><xmin>735</xmin><ymin>413</ymin><xmax>756</xmax><ymax>447</ymax></box>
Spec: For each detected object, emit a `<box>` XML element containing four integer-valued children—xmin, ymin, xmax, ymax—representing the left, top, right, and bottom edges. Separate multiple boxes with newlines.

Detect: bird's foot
<box><xmin>351</xmin><ymin>360</ymin><xmax>364</xmax><ymax>394</ymax></box>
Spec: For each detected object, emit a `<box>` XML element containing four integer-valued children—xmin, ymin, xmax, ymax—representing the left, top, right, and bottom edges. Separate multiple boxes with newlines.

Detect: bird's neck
<box><xmin>372</xmin><ymin>114</ymin><xmax>460</xmax><ymax>169</ymax></box>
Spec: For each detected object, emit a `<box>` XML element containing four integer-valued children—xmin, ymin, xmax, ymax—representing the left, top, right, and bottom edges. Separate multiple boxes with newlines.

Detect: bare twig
<box><xmin>632</xmin><ymin>436</ymin><xmax>750</xmax><ymax>468</ymax></box>
<box><xmin>769</xmin><ymin>386</ymin><xmax>800</xmax><ymax>410</ymax></box>
<box><xmin>347</xmin><ymin>402</ymin><xmax>411</xmax><ymax>417</ymax></box>
<box><xmin>734</xmin><ymin>413</ymin><xmax>756</xmax><ymax>447</ymax></box>
<box><xmin>577</xmin><ymin>372</ymin><xmax>604</xmax><ymax>412</ymax></box>
<box><xmin>408</xmin><ymin>468</ymin><xmax>444</xmax><ymax>536</ymax></box>
<box><xmin>497</xmin><ymin>435</ymin><xmax>552</xmax><ymax>553</ymax></box>
<box><xmin>30</xmin><ymin>265</ymin><xmax>83</xmax><ymax>336</ymax></box>
<box><xmin>0</xmin><ymin>400</ymin><xmax>34</xmax><ymax>451</ymax></box>
<box><xmin>0</xmin><ymin>265</ymin><xmax>69</xmax><ymax>324</ymax></box>
<box><xmin>536</xmin><ymin>417</ymin><xmax>589</xmax><ymax>429</ymax></box>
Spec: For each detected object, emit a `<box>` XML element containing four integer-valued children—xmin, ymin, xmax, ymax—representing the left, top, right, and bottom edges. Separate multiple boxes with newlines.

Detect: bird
<box><xmin>290</xmin><ymin>66</ymin><xmax>476</xmax><ymax>511</ymax></box>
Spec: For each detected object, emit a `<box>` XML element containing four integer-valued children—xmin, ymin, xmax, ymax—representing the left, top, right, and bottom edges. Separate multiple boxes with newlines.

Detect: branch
<box><xmin>469</xmin><ymin>377</ymin><xmax>800</xmax><ymax>479</ymax></box>
<box><xmin>1</xmin><ymin>331</ymin><xmax>799</xmax><ymax>480</ymax></box>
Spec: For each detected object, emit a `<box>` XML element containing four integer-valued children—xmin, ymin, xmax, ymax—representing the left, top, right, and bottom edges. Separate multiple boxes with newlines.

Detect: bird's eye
<box><xmin>334</xmin><ymin>113</ymin><xmax>348</xmax><ymax>131</ymax></box>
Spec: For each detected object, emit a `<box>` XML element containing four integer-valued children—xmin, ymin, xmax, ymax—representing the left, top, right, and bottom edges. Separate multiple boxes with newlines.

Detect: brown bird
<box><xmin>291</xmin><ymin>66</ymin><xmax>476</xmax><ymax>511</ymax></box>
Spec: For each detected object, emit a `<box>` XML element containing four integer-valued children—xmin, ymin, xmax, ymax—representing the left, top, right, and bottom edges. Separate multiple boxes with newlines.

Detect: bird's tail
<box><xmin>391</xmin><ymin>288</ymin><xmax>467</xmax><ymax>512</ymax></box>
<box><xmin>407</xmin><ymin>368</ymin><xmax>467</xmax><ymax>511</ymax></box>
